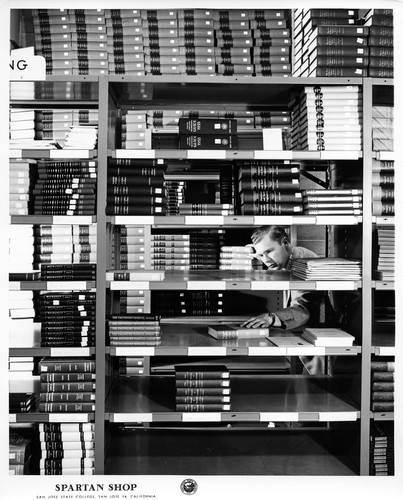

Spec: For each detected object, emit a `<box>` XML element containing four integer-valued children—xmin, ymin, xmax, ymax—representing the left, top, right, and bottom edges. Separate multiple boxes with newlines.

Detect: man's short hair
<box><xmin>251</xmin><ymin>225</ymin><xmax>289</xmax><ymax>245</ymax></box>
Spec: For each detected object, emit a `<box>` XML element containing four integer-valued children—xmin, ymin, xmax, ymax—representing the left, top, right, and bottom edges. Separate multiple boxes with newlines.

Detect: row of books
<box><xmin>174</xmin><ymin>365</ymin><xmax>231</xmax><ymax>411</ymax></box>
<box><xmin>371</xmin><ymin>360</ymin><xmax>394</xmax><ymax>413</ymax></box>
<box><xmin>9</xmin><ymin>433</ymin><xmax>33</xmax><ymax>475</ymax></box>
<box><xmin>108</xmin><ymin>314</ymin><xmax>162</xmax><ymax>347</ymax></box>
<box><xmin>372</xmin><ymin>106</ymin><xmax>393</xmax><ymax>152</ymax></box>
<box><xmin>39</xmin><ymin>422</ymin><xmax>95</xmax><ymax>475</ymax></box>
<box><xmin>32</xmin><ymin>9</ymin><xmax>293</xmax><ymax>77</ymax></box>
<box><xmin>374</xmin><ymin>227</ymin><xmax>394</xmax><ymax>282</ymax></box>
<box><xmin>302</xmin><ymin>188</ymin><xmax>363</xmax><ymax>216</ymax></box>
<box><xmin>118</xmin><ymin>357</ymin><xmax>145</xmax><ymax>376</ymax></box>
<box><xmin>372</xmin><ymin>160</ymin><xmax>394</xmax><ymax>216</ymax></box>
<box><xmin>370</xmin><ymin>422</ymin><xmax>394</xmax><ymax>476</ymax></box>
<box><xmin>293</xmin><ymin>9</ymin><xmax>393</xmax><ymax>78</ymax></box>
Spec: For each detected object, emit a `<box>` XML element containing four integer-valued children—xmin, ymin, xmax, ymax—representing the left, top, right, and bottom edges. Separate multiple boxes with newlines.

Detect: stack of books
<box><xmin>291</xmin><ymin>257</ymin><xmax>362</xmax><ymax>280</ymax></box>
<box><xmin>9</xmin><ymin>357</ymin><xmax>36</xmax><ymax>396</ymax></box>
<box><xmin>118</xmin><ymin>357</ymin><xmax>145</xmax><ymax>376</ymax></box>
<box><xmin>219</xmin><ymin>246</ymin><xmax>253</xmax><ymax>270</ymax></box>
<box><xmin>9</xmin><ymin>297</ymin><xmax>40</xmax><ymax>348</ymax></box>
<box><xmin>152</xmin><ymin>291</ymin><xmax>224</xmax><ymax>316</ymax></box>
<box><xmin>302</xmin><ymin>188</ymin><xmax>363</xmax><ymax>215</ymax></box>
<box><xmin>108</xmin><ymin>314</ymin><xmax>162</xmax><ymax>346</ymax></box>
<box><xmin>33</xmin><ymin>9</ymin><xmax>108</xmax><ymax>76</ymax></box>
<box><xmin>152</xmin><ymin>233</ymin><xmax>190</xmax><ymax>271</ymax></box>
<box><xmin>9</xmin><ymin>433</ymin><xmax>33</xmax><ymax>475</ymax></box>
<box><xmin>370</xmin><ymin>423</ymin><xmax>394</xmax><ymax>476</ymax></box>
<box><xmin>175</xmin><ymin>365</ymin><xmax>231</xmax><ymax>411</ymax></box>
<box><xmin>9</xmin><ymin>392</ymin><xmax>36</xmax><ymax>413</ymax></box>
<box><xmin>363</xmin><ymin>9</ymin><xmax>394</xmax><ymax>78</ymax></box>
<box><xmin>38</xmin><ymin>358</ymin><xmax>96</xmax><ymax>413</ymax></box>
<box><xmin>9</xmin><ymin>289</ymin><xmax>35</xmax><ymax>324</ymax></box>
<box><xmin>372</xmin><ymin>106</ymin><xmax>393</xmax><ymax>152</ymax></box>
<box><xmin>38</xmin><ymin>291</ymin><xmax>96</xmax><ymax>347</ymax></box>
<box><xmin>375</xmin><ymin>227</ymin><xmax>395</xmax><ymax>281</ymax></box>
<box><xmin>178</xmin><ymin>118</ymin><xmax>238</xmax><ymax>150</ymax></box>
<box><xmin>237</xmin><ymin>160</ymin><xmax>302</xmax><ymax>215</ymax></box>
<box><xmin>105</xmin><ymin>9</ymin><xmax>145</xmax><ymax>76</ymax></box>
<box><xmin>118</xmin><ymin>290</ymin><xmax>147</xmax><ymax>314</ymax></box>
<box><xmin>301</xmin><ymin>327</ymin><xmax>355</xmax><ymax>346</ymax></box>
<box><xmin>372</xmin><ymin>160</ymin><xmax>394</xmax><ymax>216</ymax></box>
<box><xmin>112</xmin><ymin>225</ymin><xmax>146</xmax><ymax>271</ymax></box>
<box><xmin>165</xmin><ymin>180</ymin><xmax>186</xmax><ymax>215</ymax></box>
<box><xmin>63</xmin><ymin>125</ymin><xmax>98</xmax><ymax>150</ymax></box>
<box><xmin>39</xmin><ymin>263</ymin><xmax>96</xmax><ymax>281</ymax></box>
<box><xmin>189</xmin><ymin>229</ymin><xmax>225</xmax><ymax>270</ymax></box>
<box><xmin>120</xmin><ymin>111</ymin><xmax>149</xmax><ymax>149</ymax></box>
<box><xmin>34</xmin><ymin>224</ymin><xmax>97</xmax><ymax>265</ymax></box>
<box><xmin>9</xmin><ymin>109</ymin><xmax>35</xmax><ymax>146</ymax></box>
<box><xmin>32</xmin><ymin>160</ymin><xmax>97</xmax><ymax>215</ymax></box>
<box><xmin>290</xmin><ymin>86</ymin><xmax>363</xmax><ymax>151</ymax></box>
<box><xmin>39</xmin><ymin>423</ymin><xmax>95</xmax><ymax>475</ymax></box>
<box><xmin>371</xmin><ymin>360</ymin><xmax>394</xmax><ymax>413</ymax></box>
<box><xmin>9</xmin><ymin>160</ymin><xmax>35</xmax><ymax>215</ymax></box>
<box><xmin>9</xmin><ymin>225</ymin><xmax>35</xmax><ymax>275</ymax></box>
<box><xmin>106</xmin><ymin>158</ymin><xmax>166</xmax><ymax>215</ymax></box>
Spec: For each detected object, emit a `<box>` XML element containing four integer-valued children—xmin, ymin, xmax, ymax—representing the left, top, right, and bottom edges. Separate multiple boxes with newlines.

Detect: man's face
<box><xmin>253</xmin><ymin>234</ymin><xmax>289</xmax><ymax>270</ymax></box>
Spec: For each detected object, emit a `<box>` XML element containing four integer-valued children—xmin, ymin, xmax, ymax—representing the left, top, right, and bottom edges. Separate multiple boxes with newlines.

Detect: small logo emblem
<box><xmin>180</xmin><ymin>478</ymin><xmax>198</xmax><ymax>495</ymax></box>
<box><xmin>221</xmin><ymin>123</ymin><xmax>228</xmax><ymax>130</ymax></box>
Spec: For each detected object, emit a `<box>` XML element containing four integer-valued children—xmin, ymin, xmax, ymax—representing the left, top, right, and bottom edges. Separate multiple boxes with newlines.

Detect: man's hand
<box><xmin>241</xmin><ymin>313</ymin><xmax>273</xmax><ymax>328</ymax></box>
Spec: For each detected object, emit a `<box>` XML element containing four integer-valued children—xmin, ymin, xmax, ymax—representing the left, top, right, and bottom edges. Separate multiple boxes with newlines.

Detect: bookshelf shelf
<box><xmin>9</xmin><ymin>413</ymin><xmax>94</xmax><ymax>424</ymax></box>
<box><xmin>105</xmin><ymin>375</ymin><xmax>360</xmax><ymax>423</ymax></box>
<box><xmin>8</xmin><ymin>281</ymin><xmax>96</xmax><ymax>291</ymax></box>
<box><xmin>9</xmin><ymin>149</ymin><xmax>97</xmax><ymax>159</ymax></box>
<box><xmin>9</xmin><ymin>215</ymin><xmax>97</xmax><ymax>225</ymax></box>
<box><xmin>373</xmin><ymin>281</ymin><xmax>394</xmax><ymax>290</ymax></box>
<box><xmin>375</xmin><ymin>151</ymin><xmax>394</xmax><ymax>161</ymax></box>
<box><xmin>9</xmin><ymin>347</ymin><xmax>96</xmax><ymax>357</ymax></box>
<box><xmin>372</xmin><ymin>412</ymin><xmax>394</xmax><ymax>421</ymax></box>
<box><xmin>372</xmin><ymin>216</ymin><xmax>394</xmax><ymax>225</ymax></box>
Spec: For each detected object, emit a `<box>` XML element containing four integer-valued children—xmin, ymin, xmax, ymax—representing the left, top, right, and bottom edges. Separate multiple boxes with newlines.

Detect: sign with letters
<box><xmin>9</xmin><ymin>47</ymin><xmax>46</xmax><ymax>80</ymax></box>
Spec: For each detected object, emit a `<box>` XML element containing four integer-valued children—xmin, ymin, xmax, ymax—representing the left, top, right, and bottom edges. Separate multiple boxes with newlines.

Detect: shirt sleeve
<box><xmin>273</xmin><ymin>289</ymin><xmax>323</xmax><ymax>330</ymax></box>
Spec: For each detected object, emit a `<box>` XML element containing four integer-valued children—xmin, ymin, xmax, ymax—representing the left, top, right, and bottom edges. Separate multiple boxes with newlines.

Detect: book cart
<box><xmin>8</xmin><ymin>7</ymin><xmax>395</xmax><ymax>477</ymax></box>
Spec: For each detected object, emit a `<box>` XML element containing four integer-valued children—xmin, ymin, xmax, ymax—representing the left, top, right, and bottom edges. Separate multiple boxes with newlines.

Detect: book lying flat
<box><xmin>302</xmin><ymin>327</ymin><xmax>355</xmax><ymax>346</ymax></box>
<box><xmin>207</xmin><ymin>324</ymin><xmax>269</xmax><ymax>340</ymax></box>
<box><xmin>268</xmin><ymin>336</ymin><xmax>312</xmax><ymax>347</ymax></box>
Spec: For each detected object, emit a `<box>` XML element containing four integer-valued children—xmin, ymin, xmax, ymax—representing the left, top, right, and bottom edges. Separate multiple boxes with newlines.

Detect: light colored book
<box><xmin>207</xmin><ymin>324</ymin><xmax>269</xmax><ymax>340</ymax></box>
<box><xmin>302</xmin><ymin>327</ymin><xmax>355</xmax><ymax>346</ymax></box>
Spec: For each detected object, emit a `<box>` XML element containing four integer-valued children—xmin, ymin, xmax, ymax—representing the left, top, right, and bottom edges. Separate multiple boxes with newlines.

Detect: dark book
<box><xmin>311</xmin><ymin>56</ymin><xmax>369</xmax><ymax>67</ymax></box>
<box><xmin>368</xmin><ymin>68</ymin><xmax>393</xmax><ymax>78</ymax></box>
<box><xmin>38</xmin><ymin>403</ymin><xmax>96</xmax><ymax>412</ymax></box>
<box><xmin>175</xmin><ymin>365</ymin><xmax>230</xmax><ymax>380</ymax></box>
<box><xmin>175</xmin><ymin>395</ymin><xmax>231</xmax><ymax>404</ymax></box>
<box><xmin>309</xmin><ymin>67</ymin><xmax>368</xmax><ymax>77</ymax></box>
<box><xmin>372</xmin><ymin>372</ymin><xmax>394</xmax><ymax>382</ymax></box>
<box><xmin>107</xmin><ymin>176</ymin><xmax>165</xmax><ymax>187</ymax></box>
<box><xmin>176</xmin><ymin>403</ymin><xmax>231</xmax><ymax>411</ymax></box>
<box><xmin>38</xmin><ymin>359</ymin><xmax>96</xmax><ymax>373</ymax></box>
<box><xmin>372</xmin><ymin>392</ymin><xmax>394</xmax><ymax>402</ymax></box>
<box><xmin>176</xmin><ymin>387</ymin><xmax>231</xmax><ymax>396</ymax></box>
<box><xmin>178</xmin><ymin>118</ymin><xmax>237</xmax><ymax>135</ymax></box>
<box><xmin>371</xmin><ymin>361</ymin><xmax>395</xmax><ymax>371</ymax></box>
<box><xmin>372</xmin><ymin>402</ymin><xmax>394</xmax><ymax>412</ymax></box>
<box><xmin>40</xmin><ymin>382</ymin><xmax>96</xmax><ymax>392</ymax></box>
<box><xmin>175</xmin><ymin>379</ymin><xmax>231</xmax><ymax>388</ymax></box>
<box><xmin>105</xmin><ymin>206</ymin><xmax>166</xmax><ymax>215</ymax></box>
<box><xmin>179</xmin><ymin>134</ymin><xmax>238</xmax><ymax>149</ymax></box>
<box><xmin>368</xmin><ymin>35</ymin><xmax>393</xmax><ymax>47</ymax></box>
<box><xmin>106</xmin><ymin>195</ymin><xmax>166</xmax><ymax>206</ymax></box>
<box><xmin>309</xmin><ymin>45</ymin><xmax>370</xmax><ymax>57</ymax></box>
<box><xmin>39</xmin><ymin>392</ymin><xmax>95</xmax><ymax>402</ymax></box>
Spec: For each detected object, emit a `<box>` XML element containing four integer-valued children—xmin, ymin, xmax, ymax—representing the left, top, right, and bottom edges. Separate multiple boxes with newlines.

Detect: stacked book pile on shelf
<box><xmin>9</xmin><ymin>392</ymin><xmax>36</xmax><ymax>413</ymax></box>
<box><xmin>113</xmin><ymin>225</ymin><xmax>146</xmax><ymax>271</ymax></box>
<box><xmin>291</xmin><ymin>257</ymin><xmax>362</xmax><ymax>280</ymax></box>
<box><xmin>219</xmin><ymin>246</ymin><xmax>253</xmax><ymax>270</ymax></box>
<box><xmin>178</xmin><ymin>118</ymin><xmax>238</xmax><ymax>150</ymax></box>
<box><xmin>374</xmin><ymin>227</ymin><xmax>394</xmax><ymax>281</ymax></box>
<box><xmin>152</xmin><ymin>291</ymin><xmax>224</xmax><ymax>316</ymax></box>
<box><xmin>63</xmin><ymin>125</ymin><xmax>98</xmax><ymax>150</ymax></box>
<box><xmin>39</xmin><ymin>263</ymin><xmax>96</xmax><ymax>281</ymax></box>
<box><xmin>118</xmin><ymin>357</ymin><xmax>145</xmax><ymax>376</ymax></box>
<box><xmin>38</xmin><ymin>358</ymin><xmax>96</xmax><ymax>413</ymax></box>
<box><xmin>118</xmin><ymin>290</ymin><xmax>148</xmax><ymax>314</ymax></box>
<box><xmin>9</xmin><ymin>291</ymin><xmax>40</xmax><ymax>348</ymax></box>
<box><xmin>302</xmin><ymin>188</ymin><xmax>363</xmax><ymax>215</ymax></box>
<box><xmin>175</xmin><ymin>365</ymin><xmax>231</xmax><ymax>411</ymax></box>
<box><xmin>372</xmin><ymin>106</ymin><xmax>393</xmax><ymax>152</ymax></box>
<box><xmin>151</xmin><ymin>233</ymin><xmax>190</xmax><ymax>271</ymax></box>
<box><xmin>370</xmin><ymin>423</ymin><xmax>394</xmax><ymax>476</ymax></box>
<box><xmin>9</xmin><ymin>356</ymin><xmax>36</xmax><ymax>395</ymax></box>
<box><xmin>9</xmin><ymin>159</ymin><xmax>35</xmax><ymax>215</ymax></box>
<box><xmin>363</xmin><ymin>9</ymin><xmax>394</xmax><ymax>78</ymax></box>
<box><xmin>108</xmin><ymin>314</ymin><xmax>162</xmax><ymax>347</ymax></box>
<box><xmin>290</xmin><ymin>86</ymin><xmax>363</xmax><ymax>151</ymax></box>
<box><xmin>39</xmin><ymin>423</ymin><xmax>95</xmax><ymax>475</ymax></box>
<box><xmin>120</xmin><ymin>111</ymin><xmax>150</xmax><ymax>149</ymax></box>
<box><xmin>37</xmin><ymin>291</ymin><xmax>96</xmax><ymax>347</ymax></box>
<box><xmin>301</xmin><ymin>327</ymin><xmax>355</xmax><ymax>346</ymax></box>
<box><xmin>9</xmin><ymin>433</ymin><xmax>33</xmax><ymax>475</ymax></box>
<box><xmin>236</xmin><ymin>160</ymin><xmax>303</xmax><ymax>215</ymax></box>
<box><xmin>165</xmin><ymin>180</ymin><xmax>185</xmax><ymax>215</ymax></box>
<box><xmin>106</xmin><ymin>159</ymin><xmax>166</xmax><ymax>215</ymax></box>
<box><xmin>371</xmin><ymin>360</ymin><xmax>394</xmax><ymax>413</ymax></box>
<box><xmin>372</xmin><ymin>160</ymin><xmax>394</xmax><ymax>216</ymax></box>
<box><xmin>34</xmin><ymin>224</ymin><xmax>97</xmax><ymax>265</ymax></box>
<box><xmin>9</xmin><ymin>225</ymin><xmax>35</xmax><ymax>275</ymax></box>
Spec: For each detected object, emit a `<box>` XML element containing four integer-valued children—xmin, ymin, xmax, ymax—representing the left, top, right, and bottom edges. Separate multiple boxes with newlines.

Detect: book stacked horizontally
<box><xmin>118</xmin><ymin>290</ymin><xmax>148</xmax><ymax>314</ymax></box>
<box><xmin>37</xmin><ymin>291</ymin><xmax>96</xmax><ymax>347</ymax></box>
<box><xmin>152</xmin><ymin>291</ymin><xmax>224</xmax><ymax>316</ymax></box>
<box><xmin>9</xmin><ymin>225</ymin><xmax>35</xmax><ymax>278</ymax></box>
<box><xmin>120</xmin><ymin>111</ymin><xmax>150</xmax><ymax>149</ymax></box>
<box><xmin>33</xmin><ymin>9</ymin><xmax>108</xmax><ymax>76</ymax></box>
<box><xmin>375</xmin><ymin>227</ymin><xmax>394</xmax><ymax>281</ymax></box>
<box><xmin>189</xmin><ymin>229</ymin><xmax>225</xmax><ymax>269</ymax></box>
<box><xmin>291</xmin><ymin>257</ymin><xmax>362</xmax><ymax>280</ymax></box>
<box><xmin>9</xmin><ymin>433</ymin><xmax>33</xmax><ymax>475</ymax></box>
<box><xmin>40</xmin><ymin>263</ymin><xmax>97</xmax><ymax>281</ymax></box>
<box><xmin>371</xmin><ymin>360</ymin><xmax>394</xmax><ymax>413</ymax></box>
<box><xmin>370</xmin><ymin>423</ymin><xmax>394</xmax><ymax>476</ymax></box>
<box><xmin>372</xmin><ymin>160</ymin><xmax>394</xmax><ymax>216</ymax></box>
<box><xmin>106</xmin><ymin>158</ymin><xmax>166</xmax><ymax>215</ymax></box>
<box><xmin>9</xmin><ymin>109</ymin><xmax>36</xmax><ymax>147</ymax></box>
<box><xmin>175</xmin><ymin>365</ymin><xmax>231</xmax><ymax>411</ymax></box>
<box><xmin>9</xmin><ymin>294</ymin><xmax>40</xmax><ymax>348</ymax></box>
<box><xmin>9</xmin><ymin>160</ymin><xmax>35</xmax><ymax>215</ymax></box>
<box><xmin>301</xmin><ymin>327</ymin><xmax>355</xmax><ymax>346</ymax></box>
<box><xmin>108</xmin><ymin>314</ymin><xmax>162</xmax><ymax>346</ymax></box>
<box><xmin>39</xmin><ymin>423</ymin><xmax>95</xmax><ymax>475</ymax></box>
<box><xmin>178</xmin><ymin>203</ymin><xmax>234</xmax><ymax>215</ymax></box>
<box><xmin>219</xmin><ymin>246</ymin><xmax>253</xmax><ymax>270</ymax></box>
<box><xmin>9</xmin><ymin>392</ymin><xmax>36</xmax><ymax>413</ymax></box>
<box><xmin>113</xmin><ymin>225</ymin><xmax>146</xmax><ymax>271</ymax></box>
<box><xmin>208</xmin><ymin>324</ymin><xmax>268</xmax><ymax>340</ymax></box>
<box><xmin>34</xmin><ymin>224</ymin><xmax>97</xmax><ymax>267</ymax></box>
<box><xmin>363</xmin><ymin>9</ymin><xmax>394</xmax><ymax>78</ymax></box>
<box><xmin>165</xmin><ymin>180</ymin><xmax>186</xmax><ymax>215</ymax></box>
<box><xmin>151</xmin><ymin>233</ymin><xmax>190</xmax><ymax>271</ymax></box>
<box><xmin>118</xmin><ymin>357</ymin><xmax>145</xmax><ymax>376</ymax></box>
<box><xmin>9</xmin><ymin>289</ymin><xmax>35</xmax><ymax>325</ymax></box>
<box><xmin>237</xmin><ymin>160</ymin><xmax>303</xmax><ymax>215</ymax></box>
<box><xmin>302</xmin><ymin>188</ymin><xmax>363</xmax><ymax>215</ymax></box>
<box><xmin>372</xmin><ymin>106</ymin><xmax>393</xmax><ymax>152</ymax></box>
<box><xmin>38</xmin><ymin>358</ymin><xmax>96</xmax><ymax>414</ymax></box>
<box><xmin>178</xmin><ymin>118</ymin><xmax>238</xmax><ymax>150</ymax></box>
<box><xmin>290</xmin><ymin>86</ymin><xmax>363</xmax><ymax>151</ymax></box>
<box><xmin>105</xmin><ymin>9</ymin><xmax>145</xmax><ymax>76</ymax></box>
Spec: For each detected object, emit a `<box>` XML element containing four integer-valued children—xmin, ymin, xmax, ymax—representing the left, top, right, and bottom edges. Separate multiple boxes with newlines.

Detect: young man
<box><xmin>241</xmin><ymin>225</ymin><xmax>324</xmax><ymax>374</ymax></box>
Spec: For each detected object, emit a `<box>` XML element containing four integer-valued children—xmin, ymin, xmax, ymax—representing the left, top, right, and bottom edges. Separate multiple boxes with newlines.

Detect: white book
<box><xmin>302</xmin><ymin>327</ymin><xmax>355</xmax><ymax>347</ymax></box>
<box><xmin>40</xmin><ymin>441</ymin><xmax>95</xmax><ymax>451</ymax></box>
<box><xmin>39</xmin><ymin>432</ymin><xmax>95</xmax><ymax>442</ymax></box>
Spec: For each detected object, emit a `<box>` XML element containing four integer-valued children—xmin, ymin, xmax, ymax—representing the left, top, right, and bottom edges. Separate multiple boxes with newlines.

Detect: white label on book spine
<box><xmin>187</xmin><ymin>150</ymin><xmax>226</xmax><ymax>159</ymax></box>
<box><xmin>185</xmin><ymin>216</ymin><xmax>224</xmax><ymax>225</ymax></box>
<box><xmin>187</xmin><ymin>281</ymin><xmax>226</xmax><ymax>290</ymax></box>
<box><xmin>260</xmin><ymin>412</ymin><xmax>298</xmax><ymax>422</ymax></box>
<box><xmin>315</xmin><ymin>281</ymin><xmax>356</xmax><ymax>291</ymax></box>
<box><xmin>318</xmin><ymin>412</ymin><xmax>358</xmax><ymax>422</ymax></box>
<box><xmin>47</xmin><ymin>282</ymin><xmax>89</xmax><ymax>291</ymax></box>
<box><xmin>182</xmin><ymin>413</ymin><xmax>221</xmax><ymax>422</ymax></box>
<box><xmin>188</xmin><ymin>347</ymin><xmax>226</xmax><ymax>356</ymax></box>
<box><xmin>112</xmin><ymin>413</ymin><xmax>153</xmax><ymax>423</ymax></box>
<box><xmin>9</xmin><ymin>414</ymin><xmax>17</xmax><ymax>423</ymax></box>
<box><xmin>110</xmin><ymin>282</ymin><xmax>150</xmax><ymax>290</ymax></box>
<box><xmin>248</xmin><ymin>347</ymin><xmax>287</xmax><ymax>356</ymax></box>
<box><xmin>114</xmin><ymin>347</ymin><xmax>154</xmax><ymax>356</ymax></box>
<box><xmin>49</xmin><ymin>414</ymin><xmax>90</xmax><ymax>423</ymax></box>
<box><xmin>378</xmin><ymin>347</ymin><xmax>395</xmax><ymax>356</ymax></box>
<box><xmin>50</xmin><ymin>348</ymin><xmax>90</xmax><ymax>357</ymax></box>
